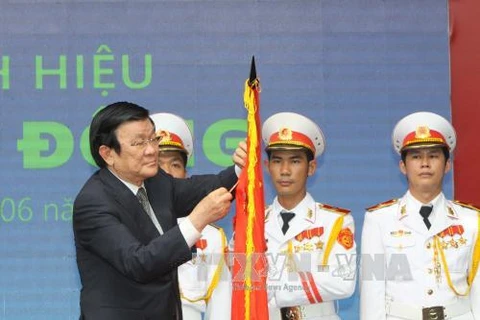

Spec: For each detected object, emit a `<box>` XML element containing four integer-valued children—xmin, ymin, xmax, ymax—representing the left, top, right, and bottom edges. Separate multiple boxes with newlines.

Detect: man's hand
<box><xmin>232</xmin><ymin>140</ymin><xmax>247</xmax><ymax>169</ymax></box>
<box><xmin>188</xmin><ymin>187</ymin><xmax>233</xmax><ymax>232</ymax></box>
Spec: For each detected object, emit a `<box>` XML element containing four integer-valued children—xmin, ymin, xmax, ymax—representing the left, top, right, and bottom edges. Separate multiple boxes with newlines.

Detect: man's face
<box><xmin>266</xmin><ymin>149</ymin><xmax>316</xmax><ymax>203</ymax></box>
<box><xmin>102</xmin><ymin>119</ymin><xmax>159</xmax><ymax>186</ymax></box>
<box><xmin>399</xmin><ymin>147</ymin><xmax>450</xmax><ymax>194</ymax></box>
<box><xmin>158</xmin><ymin>151</ymin><xmax>187</xmax><ymax>179</ymax></box>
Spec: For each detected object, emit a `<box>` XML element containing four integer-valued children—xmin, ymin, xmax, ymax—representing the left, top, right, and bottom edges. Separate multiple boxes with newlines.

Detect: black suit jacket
<box><xmin>73</xmin><ymin>167</ymin><xmax>237</xmax><ymax>320</ymax></box>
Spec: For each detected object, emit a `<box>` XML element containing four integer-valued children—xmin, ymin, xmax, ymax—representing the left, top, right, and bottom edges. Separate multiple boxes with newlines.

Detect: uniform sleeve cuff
<box><xmin>234</xmin><ymin>165</ymin><xmax>242</xmax><ymax>177</ymax></box>
<box><xmin>179</xmin><ymin>217</ymin><xmax>202</xmax><ymax>247</ymax></box>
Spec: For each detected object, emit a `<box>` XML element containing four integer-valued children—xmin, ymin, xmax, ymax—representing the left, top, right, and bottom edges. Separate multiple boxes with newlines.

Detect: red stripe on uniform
<box><xmin>306</xmin><ymin>272</ymin><xmax>322</xmax><ymax>303</ymax></box>
<box><xmin>298</xmin><ymin>272</ymin><xmax>315</xmax><ymax>304</ymax></box>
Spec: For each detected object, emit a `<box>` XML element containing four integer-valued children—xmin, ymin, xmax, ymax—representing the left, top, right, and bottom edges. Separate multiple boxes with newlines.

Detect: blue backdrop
<box><xmin>0</xmin><ymin>1</ymin><xmax>451</xmax><ymax>319</ymax></box>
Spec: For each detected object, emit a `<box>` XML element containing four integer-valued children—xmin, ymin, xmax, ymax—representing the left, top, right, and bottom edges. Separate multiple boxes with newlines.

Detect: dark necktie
<box><xmin>419</xmin><ymin>205</ymin><xmax>433</xmax><ymax>230</ymax></box>
<box><xmin>280</xmin><ymin>211</ymin><xmax>295</xmax><ymax>234</ymax></box>
<box><xmin>137</xmin><ymin>188</ymin><xmax>177</xmax><ymax>318</ymax></box>
<box><xmin>136</xmin><ymin>187</ymin><xmax>151</xmax><ymax>215</ymax></box>
<box><xmin>136</xmin><ymin>187</ymin><xmax>163</xmax><ymax>234</ymax></box>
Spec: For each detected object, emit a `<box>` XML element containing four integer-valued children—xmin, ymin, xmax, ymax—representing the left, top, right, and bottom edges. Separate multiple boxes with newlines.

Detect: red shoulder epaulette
<box><xmin>366</xmin><ymin>199</ymin><xmax>398</xmax><ymax>212</ymax></box>
<box><xmin>318</xmin><ymin>203</ymin><xmax>350</xmax><ymax>215</ymax></box>
<box><xmin>454</xmin><ymin>200</ymin><xmax>480</xmax><ymax>212</ymax></box>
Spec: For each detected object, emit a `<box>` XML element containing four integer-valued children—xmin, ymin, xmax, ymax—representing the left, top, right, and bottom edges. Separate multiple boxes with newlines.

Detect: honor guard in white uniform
<box><xmin>360</xmin><ymin>112</ymin><xmax>480</xmax><ymax>320</ymax></box>
<box><xmin>262</xmin><ymin>112</ymin><xmax>357</xmax><ymax>320</ymax></box>
<box><xmin>150</xmin><ymin>113</ymin><xmax>231</xmax><ymax>320</ymax></box>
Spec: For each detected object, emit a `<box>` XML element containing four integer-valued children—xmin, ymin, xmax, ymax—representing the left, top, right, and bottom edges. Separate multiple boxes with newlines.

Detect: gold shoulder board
<box><xmin>318</xmin><ymin>203</ymin><xmax>351</xmax><ymax>215</ymax></box>
<box><xmin>454</xmin><ymin>200</ymin><xmax>480</xmax><ymax>212</ymax></box>
<box><xmin>366</xmin><ymin>199</ymin><xmax>398</xmax><ymax>212</ymax></box>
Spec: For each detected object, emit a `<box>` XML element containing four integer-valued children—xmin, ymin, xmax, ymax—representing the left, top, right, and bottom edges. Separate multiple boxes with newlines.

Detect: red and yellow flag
<box><xmin>231</xmin><ymin>57</ymin><xmax>269</xmax><ymax>320</ymax></box>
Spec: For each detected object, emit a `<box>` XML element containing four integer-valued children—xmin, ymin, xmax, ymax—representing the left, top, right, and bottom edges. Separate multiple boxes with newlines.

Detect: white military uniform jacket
<box><xmin>266</xmin><ymin>193</ymin><xmax>357</xmax><ymax>320</ymax></box>
<box><xmin>360</xmin><ymin>191</ymin><xmax>480</xmax><ymax>320</ymax></box>
<box><xmin>177</xmin><ymin>219</ymin><xmax>231</xmax><ymax>320</ymax></box>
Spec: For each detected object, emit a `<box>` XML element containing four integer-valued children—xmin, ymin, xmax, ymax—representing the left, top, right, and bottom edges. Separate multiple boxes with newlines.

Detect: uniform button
<box><xmin>426</xmin><ymin>243</ymin><xmax>431</xmax><ymax>249</ymax></box>
<box><xmin>427</xmin><ymin>289</ymin><xmax>434</xmax><ymax>295</ymax></box>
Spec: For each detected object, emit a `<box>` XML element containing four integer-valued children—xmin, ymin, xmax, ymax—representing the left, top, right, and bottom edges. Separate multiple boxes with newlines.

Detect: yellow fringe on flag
<box><xmin>242</xmin><ymin>78</ymin><xmax>260</xmax><ymax>320</ymax></box>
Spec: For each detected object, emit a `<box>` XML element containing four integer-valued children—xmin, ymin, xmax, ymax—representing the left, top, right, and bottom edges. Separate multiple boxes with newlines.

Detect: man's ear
<box><xmin>444</xmin><ymin>158</ymin><xmax>452</xmax><ymax>174</ymax></box>
<box><xmin>307</xmin><ymin>159</ymin><xmax>317</xmax><ymax>176</ymax></box>
<box><xmin>264</xmin><ymin>159</ymin><xmax>271</xmax><ymax>175</ymax></box>
<box><xmin>399</xmin><ymin>160</ymin><xmax>407</xmax><ymax>175</ymax></box>
<box><xmin>99</xmin><ymin>145</ymin><xmax>114</xmax><ymax>166</ymax></box>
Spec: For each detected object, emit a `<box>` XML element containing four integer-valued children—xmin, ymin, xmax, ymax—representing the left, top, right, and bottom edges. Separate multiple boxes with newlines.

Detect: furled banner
<box><xmin>449</xmin><ymin>0</ymin><xmax>480</xmax><ymax>207</ymax></box>
<box><xmin>231</xmin><ymin>57</ymin><xmax>269</xmax><ymax>320</ymax></box>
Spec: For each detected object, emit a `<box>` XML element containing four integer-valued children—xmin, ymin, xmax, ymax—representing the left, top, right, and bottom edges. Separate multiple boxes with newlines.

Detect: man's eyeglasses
<box><xmin>130</xmin><ymin>136</ymin><xmax>162</xmax><ymax>148</ymax></box>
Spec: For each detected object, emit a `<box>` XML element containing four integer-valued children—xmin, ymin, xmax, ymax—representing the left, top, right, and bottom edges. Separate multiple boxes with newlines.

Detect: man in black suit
<box><xmin>73</xmin><ymin>101</ymin><xmax>246</xmax><ymax>320</ymax></box>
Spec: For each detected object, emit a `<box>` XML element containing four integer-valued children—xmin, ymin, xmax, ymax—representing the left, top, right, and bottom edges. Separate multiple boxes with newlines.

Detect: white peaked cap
<box><xmin>392</xmin><ymin>111</ymin><xmax>456</xmax><ymax>154</ymax></box>
<box><xmin>262</xmin><ymin>112</ymin><xmax>325</xmax><ymax>158</ymax></box>
<box><xmin>150</xmin><ymin>112</ymin><xmax>194</xmax><ymax>158</ymax></box>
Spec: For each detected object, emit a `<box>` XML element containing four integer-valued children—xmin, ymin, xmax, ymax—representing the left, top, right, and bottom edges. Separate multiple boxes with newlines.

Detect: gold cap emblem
<box><xmin>157</xmin><ymin>129</ymin><xmax>171</xmax><ymax>142</ymax></box>
<box><xmin>278</xmin><ymin>127</ymin><xmax>292</xmax><ymax>141</ymax></box>
<box><xmin>415</xmin><ymin>126</ymin><xmax>431</xmax><ymax>139</ymax></box>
